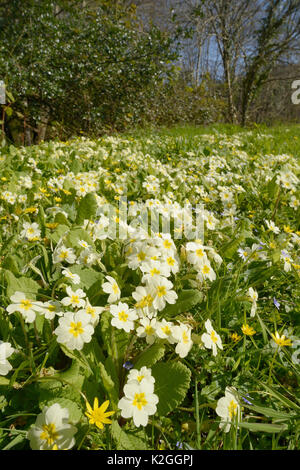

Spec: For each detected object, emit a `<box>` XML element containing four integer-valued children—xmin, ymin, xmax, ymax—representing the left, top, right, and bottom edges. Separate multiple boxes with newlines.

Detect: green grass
<box><xmin>123</xmin><ymin>123</ymin><xmax>300</xmax><ymax>157</ymax></box>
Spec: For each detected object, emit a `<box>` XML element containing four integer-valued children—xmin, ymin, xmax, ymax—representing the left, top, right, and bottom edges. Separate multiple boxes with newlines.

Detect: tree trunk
<box><xmin>223</xmin><ymin>51</ymin><xmax>237</xmax><ymax>123</ymax></box>
<box><xmin>23</xmin><ymin>99</ymin><xmax>32</xmax><ymax>146</ymax></box>
<box><xmin>36</xmin><ymin>106</ymin><xmax>50</xmax><ymax>143</ymax></box>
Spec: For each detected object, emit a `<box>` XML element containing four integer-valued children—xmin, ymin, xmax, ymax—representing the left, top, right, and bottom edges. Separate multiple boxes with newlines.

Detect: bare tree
<box><xmin>191</xmin><ymin>0</ymin><xmax>259</xmax><ymax>123</ymax></box>
<box><xmin>240</xmin><ymin>0</ymin><xmax>300</xmax><ymax>125</ymax></box>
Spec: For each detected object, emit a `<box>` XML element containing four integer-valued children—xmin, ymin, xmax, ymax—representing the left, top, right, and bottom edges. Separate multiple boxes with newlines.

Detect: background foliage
<box><xmin>1</xmin><ymin>0</ymin><xmax>299</xmax><ymax>145</ymax></box>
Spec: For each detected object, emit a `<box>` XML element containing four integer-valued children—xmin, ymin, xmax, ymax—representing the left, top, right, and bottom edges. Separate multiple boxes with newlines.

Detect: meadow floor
<box><xmin>0</xmin><ymin>124</ymin><xmax>299</xmax><ymax>450</ymax></box>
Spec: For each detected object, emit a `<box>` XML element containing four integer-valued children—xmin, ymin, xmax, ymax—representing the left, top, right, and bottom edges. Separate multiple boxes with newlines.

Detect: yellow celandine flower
<box><xmin>24</xmin><ymin>207</ymin><xmax>38</xmax><ymax>214</ymax></box>
<box><xmin>241</xmin><ymin>324</ymin><xmax>256</xmax><ymax>336</ymax></box>
<box><xmin>283</xmin><ymin>225</ymin><xmax>294</xmax><ymax>233</ymax></box>
<box><xmin>46</xmin><ymin>222</ymin><xmax>59</xmax><ymax>230</ymax></box>
<box><xmin>231</xmin><ymin>332</ymin><xmax>242</xmax><ymax>342</ymax></box>
<box><xmin>271</xmin><ymin>331</ymin><xmax>292</xmax><ymax>347</ymax></box>
<box><xmin>85</xmin><ymin>398</ymin><xmax>115</xmax><ymax>430</ymax></box>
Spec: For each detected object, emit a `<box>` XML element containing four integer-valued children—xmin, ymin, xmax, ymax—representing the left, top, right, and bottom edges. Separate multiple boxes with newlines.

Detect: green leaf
<box><xmin>134</xmin><ymin>343</ymin><xmax>165</xmax><ymax>369</ymax></box>
<box><xmin>5</xmin><ymin>107</ymin><xmax>13</xmax><ymax>117</ymax></box>
<box><xmin>59</xmin><ymin>345</ymin><xmax>93</xmax><ymax>374</ymax></box>
<box><xmin>76</xmin><ymin>193</ymin><xmax>97</xmax><ymax>225</ymax></box>
<box><xmin>1</xmin><ymin>255</ymin><xmax>20</xmax><ymax>275</ymax></box>
<box><xmin>237</xmin><ymin>421</ymin><xmax>288</xmax><ymax>433</ymax></box>
<box><xmin>54</xmin><ymin>212</ymin><xmax>70</xmax><ymax>227</ymax></box>
<box><xmin>112</xmin><ymin>327</ymin><xmax>129</xmax><ymax>370</ymax></box>
<box><xmin>3</xmin><ymin>270</ymin><xmax>40</xmax><ymax>298</ymax></box>
<box><xmin>111</xmin><ymin>421</ymin><xmax>148</xmax><ymax>450</ymax></box>
<box><xmin>2</xmin><ymin>434</ymin><xmax>25</xmax><ymax>450</ymax></box>
<box><xmin>6</xmin><ymin>90</ymin><xmax>15</xmax><ymax>102</ymax></box>
<box><xmin>100</xmin><ymin>310</ymin><xmax>113</xmax><ymax>357</ymax></box>
<box><xmin>43</xmin><ymin>397</ymin><xmax>82</xmax><ymax>424</ymax></box>
<box><xmin>101</xmin><ymin>312</ymin><xmax>129</xmax><ymax>370</ymax></box>
<box><xmin>151</xmin><ymin>361</ymin><xmax>191</xmax><ymax>416</ymax></box>
<box><xmin>256</xmin><ymin>313</ymin><xmax>268</xmax><ymax>344</ymax></box>
<box><xmin>162</xmin><ymin>289</ymin><xmax>203</xmax><ymax>317</ymax></box>
<box><xmin>37</xmin><ymin>205</ymin><xmax>46</xmax><ymax>235</ymax></box>
<box><xmin>65</xmin><ymin>227</ymin><xmax>94</xmax><ymax>248</ymax></box>
<box><xmin>45</xmin><ymin>224</ymin><xmax>69</xmax><ymax>244</ymax></box>
<box><xmin>65</xmin><ymin>265</ymin><xmax>103</xmax><ymax>291</ymax></box>
<box><xmin>258</xmin><ymin>381</ymin><xmax>300</xmax><ymax>411</ymax></box>
<box><xmin>249</xmin><ymin>405</ymin><xmax>294</xmax><ymax>420</ymax></box>
<box><xmin>84</xmin><ymin>337</ymin><xmax>105</xmax><ymax>364</ymax></box>
<box><xmin>34</xmin><ymin>312</ymin><xmax>45</xmax><ymax>336</ymax></box>
<box><xmin>0</xmin><ymin>377</ymin><xmax>9</xmax><ymax>386</ymax></box>
<box><xmin>37</xmin><ymin>364</ymin><xmax>85</xmax><ymax>422</ymax></box>
<box><xmin>55</xmin><ymin>360</ymin><xmax>85</xmax><ymax>390</ymax></box>
<box><xmin>98</xmin><ymin>362</ymin><xmax>119</xmax><ymax>406</ymax></box>
<box><xmin>71</xmin><ymin>159</ymin><xmax>82</xmax><ymax>175</ymax></box>
<box><xmin>200</xmin><ymin>381</ymin><xmax>221</xmax><ymax>400</ymax></box>
<box><xmin>104</xmin><ymin>356</ymin><xmax>119</xmax><ymax>391</ymax></box>
<box><xmin>220</xmin><ymin>235</ymin><xmax>245</xmax><ymax>259</ymax></box>
<box><xmin>266</xmin><ymin>175</ymin><xmax>277</xmax><ymax>199</ymax></box>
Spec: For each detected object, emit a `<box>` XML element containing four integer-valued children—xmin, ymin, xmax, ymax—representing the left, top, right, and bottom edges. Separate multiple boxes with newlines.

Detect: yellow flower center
<box><xmin>118</xmin><ymin>311</ymin><xmax>128</xmax><ymax>322</ymax></box>
<box><xmin>150</xmin><ymin>268</ymin><xmax>160</xmax><ymax>276</ymax></box>
<box><xmin>47</xmin><ymin>305</ymin><xmax>56</xmax><ymax>312</ymax></box>
<box><xmin>210</xmin><ymin>330</ymin><xmax>218</xmax><ymax>343</ymax></box>
<box><xmin>202</xmin><ymin>264</ymin><xmax>210</xmax><ymax>274</ymax></box>
<box><xmin>69</xmin><ymin>321</ymin><xmax>84</xmax><ymax>337</ymax></box>
<box><xmin>136</xmin><ymin>294</ymin><xmax>153</xmax><ymax>310</ymax></box>
<box><xmin>132</xmin><ymin>392</ymin><xmax>148</xmax><ymax>410</ymax></box>
<box><xmin>112</xmin><ymin>283</ymin><xmax>119</xmax><ymax>294</ymax></box>
<box><xmin>157</xmin><ymin>286</ymin><xmax>167</xmax><ymax>297</ymax></box>
<box><xmin>182</xmin><ymin>331</ymin><xmax>189</xmax><ymax>344</ymax></box>
<box><xmin>20</xmin><ymin>299</ymin><xmax>32</xmax><ymax>311</ymax></box>
<box><xmin>163</xmin><ymin>240</ymin><xmax>172</xmax><ymax>249</ymax></box>
<box><xmin>196</xmin><ymin>249</ymin><xmax>204</xmax><ymax>258</ymax></box>
<box><xmin>71</xmin><ymin>295</ymin><xmax>80</xmax><ymax>304</ymax></box>
<box><xmin>86</xmin><ymin>306</ymin><xmax>95</xmax><ymax>317</ymax></box>
<box><xmin>40</xmin><ymin>423</ymin><xmax>59</xmax><ymax>446</ymax></box>
<box><xmin>145</xmin><ymin>325</ymin><xmax>154</xmax><ymax>335</ymax></box>
<box><xmin>167</xmin><ymin>257</ymin><xmax>175</xmax><ymax>266</ymax></box>
<box><xmin>162</xmin><ymin>325</ymin><xmax>171</xmax><ymax>335</ymax></box>
<box><xmin>137</xmin><ymin>251</ymin><xmax>146</xmax><ymax>261</ymax></box>
<box><xmin>228</xmin><ymin>400</ymin><xmax>238</xmax><ymax>420</ymax></box>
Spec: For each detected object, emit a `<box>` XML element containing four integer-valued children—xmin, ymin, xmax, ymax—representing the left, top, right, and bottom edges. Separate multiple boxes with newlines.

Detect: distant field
<box><xmin>124</xmin><ymin>123</ymin><xmax>300</xmax><ymax>157</ymax></box>
<box><xmin>0</xmin><ymin>125</ymin><xmax>299</xmax><ymax>450</ymax></box>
